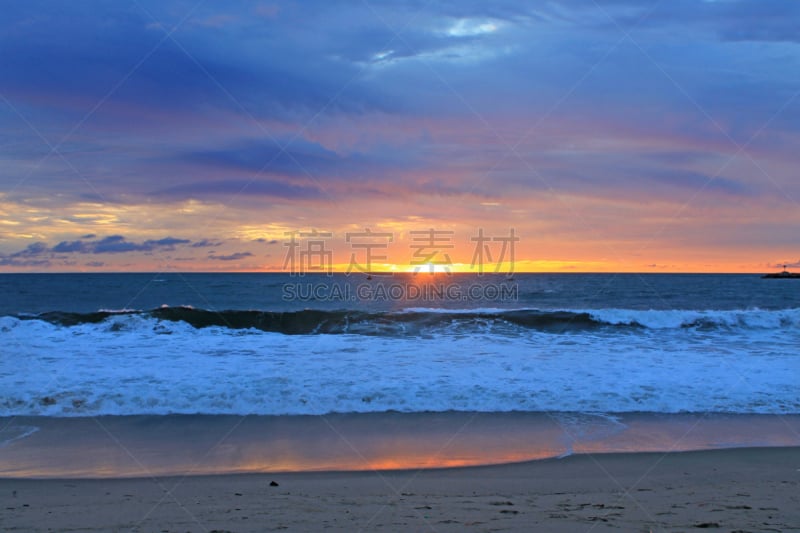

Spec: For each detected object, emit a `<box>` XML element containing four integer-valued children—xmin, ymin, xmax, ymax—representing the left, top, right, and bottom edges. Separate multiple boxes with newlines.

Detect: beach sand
<box><xmin>2</xmin><ymin>447</ymin><xmax>799</xmax><ymax>532</ymax></box>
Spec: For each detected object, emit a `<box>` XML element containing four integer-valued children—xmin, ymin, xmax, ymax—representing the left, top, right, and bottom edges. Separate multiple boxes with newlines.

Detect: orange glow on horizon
<box><xmin>1</xmin><ymin>192</ymin><xmax>797</xmax><ymax>274</ymax></box>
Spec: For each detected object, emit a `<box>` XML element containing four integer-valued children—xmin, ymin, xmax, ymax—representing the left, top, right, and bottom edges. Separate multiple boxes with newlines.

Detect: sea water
<box><xmin>1</xmin><ymin>273</ymin><xmax>798</xmax><ymax>416</ymax></box>
<box><xmin>1</xmin><ymin>273</ymin><xmax>799</xmax><ymax>476</ymax></box>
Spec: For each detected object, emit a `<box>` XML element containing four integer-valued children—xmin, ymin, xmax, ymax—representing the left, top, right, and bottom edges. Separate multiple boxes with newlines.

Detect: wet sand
<box><xmin>2</xmin><ymin>447</ymin><xmax>799</xmax><ymax>532</ymax></box>
<box><xmin>3</xmin><ymin>412</ymin><xmax>800</xmax><ymax>478</ymax></box>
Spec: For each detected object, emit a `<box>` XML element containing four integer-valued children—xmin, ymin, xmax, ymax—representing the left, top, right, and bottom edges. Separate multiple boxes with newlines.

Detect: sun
<box><xmin>405</xmin><ymin>263</ymin><xmax>454</xmax><ymax>274</ymax></box>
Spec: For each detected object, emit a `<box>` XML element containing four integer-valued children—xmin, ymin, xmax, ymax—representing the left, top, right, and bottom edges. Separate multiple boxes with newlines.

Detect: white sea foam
<box><xmin>585</xmin><ymin>307</ymin><xmax>800</xmax><ymax>329</ymax></box>
<box><xmin>397</xmin><ymin>306</ymin><xmax>800</xmax><ymax>330</ymax></box>
<box><xmin>0</xmin><ymin>311</ymin><xmax>798</xmax><ymax>417</ymax></box>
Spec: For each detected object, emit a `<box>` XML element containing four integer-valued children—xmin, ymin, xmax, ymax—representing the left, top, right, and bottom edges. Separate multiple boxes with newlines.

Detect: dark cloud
<box><xmin>8</xmin><ymin>242</ymin><xmax>49</xmax><ymax>258</ymax></box>
<box><xmin>148</xmin><ymin>237</ymin><xmax>191</xmax><ymax>248</ymax></box>
<box><xmin>166</xmin><ymin>137</ymin><xmax>423</xmax><ymax>189</ymax></box>
<box><xmin>0</xmin><ymin>1</ymin><xmax>393</xmax><ymax>126</ymax></box>
<box><xmin>6</xmin><ymin>235</ymin><xmax>193</xmax><ymax>259</ymax></box>
<box><xmin>0</xmin><ymin>257</ymin><xmax>51</xmax><ymax>267</ymax></box>
<box><xmin>0</xmin><ymin>257</ymin><xmax>50</xmax><ymax>267</ymax></box>
<box><xmin>177</xmin><ymin>140</ymin><xmax>345</xmax><ymax>177</ymax></box>
<box><xmin>209</xmin><ymin>251</ymin><xmax>254</xmax><ymax>261</ymax></box>
<box><xmin>190</xmin><ymin>239</ymin><xmax>222</xmax><ymax>248</ymax></box>
<box><xmin>52</xmin><ymin>235</ymin><xmax>190</xmax><ymax>254</ymax></box>
<box><xmin>51</xmin><ymin>241</ymin><xmax>88</xmax><ymax>253</ymax></box>
<box><xmin>0</xmin><ymin>241</ymin><xmax>52</xmax><ymax>266</ymax></box>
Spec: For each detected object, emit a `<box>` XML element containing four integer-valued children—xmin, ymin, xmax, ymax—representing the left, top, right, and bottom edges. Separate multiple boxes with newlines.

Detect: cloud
<box><xmin>4</xmin><ymin>235</ymin><xmax>193</xmax><ymax>260</ymax></box>
<box><xmin>165</xmin><ymin>136</ymin><xmax>424</xmax><ymax>188</ymax></box>
<box><xmin>0</xmin><ymin>0</ymin><xmax>398</xmax><ymax>129</ymax></box>
<box><xmin>3</xmin><ymin>0</ymin><xmax>796</xmax><ymax>208</ymax></box>
<box><xmin>50</xmin><ymin>235</ymin><xmax>191</xmax><ymax>254</ymax></box>
<box><xmin>51</xmin><ymin>241</ymin><xmax>89</xmax><ymax>253</ymax></box>
<box><xmin>0</xmin><ymin>243</ymin><xmax>52</xmax><ymax>266</ymax></box>
<box><xmin>1</xmin><ymin>0</ymin><xmax>799</xmax><ymax>273</ymax></box>
<box><xmin>8</xmin><ymin>242</ymin><xmax>49</xmax><ymax>258</ymax></box>
<box><xmin>191</xmin><ymin>239</ymin><xmax>222</xmax><ymax>248</ymax></box>
<box><xmin>0</xmin><ymin>258</ymin><xmax>51</xmax><ymax>267</ymax></box>
<box><xmin>0</xmin><ymin>257</ymin><xmax>50</xmax><ymax>267</ymax></box>
<box><xmin>209</xmin><ymin>251</ymin><xmax>254</xmax><ymax>261</ymax></box>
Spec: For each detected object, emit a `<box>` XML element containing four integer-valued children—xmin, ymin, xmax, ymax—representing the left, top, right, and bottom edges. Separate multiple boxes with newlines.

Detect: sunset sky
<box><xmin>1</xmin><ymin>0</ymin><xmax>799</xmax><ymax>272</ymax></box>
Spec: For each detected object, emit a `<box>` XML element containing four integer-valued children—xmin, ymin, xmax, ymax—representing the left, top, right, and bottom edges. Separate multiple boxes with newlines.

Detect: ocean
<box><xmin>1</xmin><ymin>272</ymin><xmax>799</xmax><ymax>476</ymax></box>
<box><xmin>2</xmin><ymin>272</ymin><xmax>799</xmax><ymax>416</ymax></box>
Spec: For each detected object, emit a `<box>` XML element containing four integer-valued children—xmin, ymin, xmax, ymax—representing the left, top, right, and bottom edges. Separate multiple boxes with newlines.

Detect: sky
<box><xmin>1</xmin><ymin>0</ymin><xmax>799</xmax><ymax>273</ymax></box>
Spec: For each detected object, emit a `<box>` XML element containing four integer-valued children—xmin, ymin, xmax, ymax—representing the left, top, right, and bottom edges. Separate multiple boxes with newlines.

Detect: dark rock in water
<box><xmin>269</xmin><ymin>481</ymin><xmax>279</xmax><ymax>487</ymax></box>
<box><xmin>40</xmin><ymin>396</ymin><xmax>56</xmax><ymax>406</ymax></box>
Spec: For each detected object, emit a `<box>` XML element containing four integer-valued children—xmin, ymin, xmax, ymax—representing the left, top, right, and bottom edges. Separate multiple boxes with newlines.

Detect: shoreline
<box><xmin>2</xmin><ymin>412</ymin><xmax>800</xmax><ymax>478</ymax></box>
<box><xmin>2</xmin><ymin>446</ymin><xmax>798</xmax><ymax>531</ymax></box>
<box><xmin>3</xmin><ymin>443</ymin><xmax>800</xmax><ymax>480</ymax></box>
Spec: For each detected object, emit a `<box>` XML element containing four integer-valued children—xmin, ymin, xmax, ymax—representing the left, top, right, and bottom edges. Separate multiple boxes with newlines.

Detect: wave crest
<box><xmin>12</xmin><ymin>306</ymin><xmax>800</xmax><ymax>335</ymax></box>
